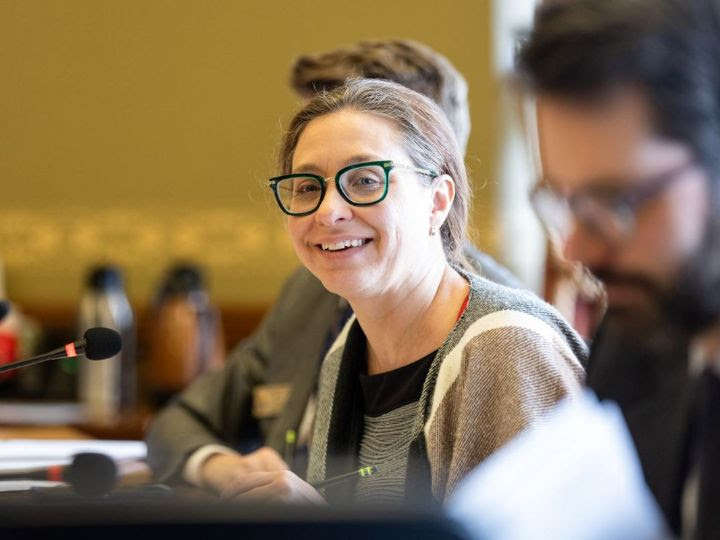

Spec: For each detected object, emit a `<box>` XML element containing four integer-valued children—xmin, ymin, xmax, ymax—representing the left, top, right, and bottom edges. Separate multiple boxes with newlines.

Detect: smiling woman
<box><xmin>237</xmin><ymin>79</ymin><xmax>589</xmax><ymax>506</ymax></box>
<box><xmin>283</xmin><ymin>110</ymin><xmax>454</xmax><ymax>302</ymax></box>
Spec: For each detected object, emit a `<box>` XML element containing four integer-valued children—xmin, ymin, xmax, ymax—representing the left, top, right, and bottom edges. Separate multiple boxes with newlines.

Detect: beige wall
<box><xmin>0</xmin><ymin>0</ymin><xmax>499</xmax><ymax>306</ymax></box>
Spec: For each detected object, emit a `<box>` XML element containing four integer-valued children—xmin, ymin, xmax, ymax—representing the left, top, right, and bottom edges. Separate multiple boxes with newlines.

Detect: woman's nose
<box><xmin>315</xmin><ymin>182</ymin><xmax>353</xmax><ymax>225</ymax></box>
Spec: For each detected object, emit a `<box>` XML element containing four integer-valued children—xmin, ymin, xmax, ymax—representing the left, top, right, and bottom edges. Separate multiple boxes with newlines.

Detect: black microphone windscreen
<box><xmin>66</xmin><ymin>452</ymin><xmax>117</xmax><ymax>497</ymax></box>
<box><xmin>83</xmin><ymin>327</ymin><xmax>122</xmax><ymax>360</ymax></box>
<box><xmin>0</xmin><ymin>301</ymin><xmax>9</xmax><ymax>322</ymax></box>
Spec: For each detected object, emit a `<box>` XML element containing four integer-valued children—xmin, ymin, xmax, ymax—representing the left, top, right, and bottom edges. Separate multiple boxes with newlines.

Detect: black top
<box><xmin>359</xmin><ymin>351</ymin><xmax>436</xmax><ymax>417</ymax></box>
<box><xmin>323</xmin><ymin>320</ymin><xmax>436</xmax><ymax>506</ymax></box>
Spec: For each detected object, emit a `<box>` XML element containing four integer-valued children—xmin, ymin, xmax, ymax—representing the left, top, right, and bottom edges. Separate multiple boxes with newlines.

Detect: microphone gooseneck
<box><xmin>0</xmin><ymin>327</ymin><xmax>122</xmax><ymax>373</ymax></box>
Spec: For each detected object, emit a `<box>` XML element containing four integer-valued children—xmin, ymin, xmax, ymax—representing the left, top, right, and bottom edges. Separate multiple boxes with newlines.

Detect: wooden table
<box><xmin>0</xmin><ymin>400</ymin><xmax>151</xmax><ymax>440</ymax></box>
<box><xmin>0</xmin><ymin>425</ymin><xmax>91</xmax><ymax>439</ymax></box>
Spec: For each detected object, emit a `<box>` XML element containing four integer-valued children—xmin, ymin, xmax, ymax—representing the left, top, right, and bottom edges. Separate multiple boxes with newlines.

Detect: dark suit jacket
<box><xmin>587</xmin><ymin>317</ymin><xmax>720</xmax><ymax>538</ymax></box>
<box><xmin>145</xmin><ymin>267</ymin><xmax>342</xmax><ymax>481</ymax></box>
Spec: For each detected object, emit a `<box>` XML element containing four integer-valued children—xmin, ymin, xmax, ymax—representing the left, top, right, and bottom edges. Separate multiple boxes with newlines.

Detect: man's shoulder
<box><xmin>276</xmin><ymin>266</ymin><xmax>340</xmax><ymax>311</ymax></box>
<box><xmin>282</xmin><ymin>266</ymin><xmax>327</xmax><ymax>293</ymax></box>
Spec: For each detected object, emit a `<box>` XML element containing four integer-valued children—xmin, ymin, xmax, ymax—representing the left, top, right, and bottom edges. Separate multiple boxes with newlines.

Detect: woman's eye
<box><xmin>295</xmin><ymin>182</ymin><xmax>320</xmax><ymax>194</ymax></box>
<box><xmin>355</xmin><ymin>176</ymin><xmax>381</xmax><ymax>186</ymax></box>
<box><xmin>346</xmin><ymin>168</ymin><xmax>384</xmax><ymax>190</ymax></box>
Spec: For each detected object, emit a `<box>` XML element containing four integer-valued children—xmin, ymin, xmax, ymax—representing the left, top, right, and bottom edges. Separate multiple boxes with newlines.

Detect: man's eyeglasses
<box><xmin>530</xmin><ymin>160</ymin><xmax>695</xmax><ymax>243</ymax></box>
<box><xmin>268</xmin><ymin>160</ymin><xmax>438</xmax><ymax>216</ymax></box>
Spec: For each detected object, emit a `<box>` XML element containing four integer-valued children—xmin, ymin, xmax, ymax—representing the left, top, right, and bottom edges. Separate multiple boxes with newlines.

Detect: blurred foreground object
<box><xmin>0</xmin><ymin>501</ymin><xmax>470</xmax><ymax>540</ymax></box>
<box><xmin>448</xmin><ymin>393</ymin><xmax>668</xmax><ymax>540</ymax></box>
<box><xmin>145</xmin><ymin>264</ymin><xmax>224</xmax><ymax>408</ymax></box>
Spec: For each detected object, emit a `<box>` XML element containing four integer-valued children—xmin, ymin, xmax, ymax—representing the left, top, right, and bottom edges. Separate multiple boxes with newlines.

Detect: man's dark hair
<box><xmin>516</xmin><ymin>0</ymin><xmax>720</xmax><ymax>187</ymax></box>
<box><xmin>516</xmin><ymin>0</ymin><xmax>720</xmax><ymax>329</ymax></box>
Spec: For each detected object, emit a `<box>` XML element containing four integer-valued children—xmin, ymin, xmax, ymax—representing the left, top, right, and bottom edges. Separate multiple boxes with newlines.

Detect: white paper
<box><xmin>0</xmin><ymin>480</ymin><xmax>63</xmax><ymax>492</ymax></box>
<box><xmin>448</xmin><ymin>392</ymin><xmax>670</xmax><ymax>540</ymax></box>
<box><xmin>0</xmin><ymin>439</ymin><xmax>146</xmax><ymax>471</ymax></box>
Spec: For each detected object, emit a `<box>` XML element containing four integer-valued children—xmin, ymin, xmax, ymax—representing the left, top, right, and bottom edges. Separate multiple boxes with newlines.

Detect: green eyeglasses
<box><xmin>268</xmin><ymin>160</ymin><xmax>438</xmax><ymax>216</ymax></box>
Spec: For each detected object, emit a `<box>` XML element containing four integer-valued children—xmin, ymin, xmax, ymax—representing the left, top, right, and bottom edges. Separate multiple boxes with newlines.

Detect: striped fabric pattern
<box><xmin>355</xmin><ymin>401</ymin><xmax>420</xmax><ymax>504</ymax></box>
<box><xmin>307</xmin><ymin>271</ymin><xmax>588</xmax><ymax>503</ymax></box>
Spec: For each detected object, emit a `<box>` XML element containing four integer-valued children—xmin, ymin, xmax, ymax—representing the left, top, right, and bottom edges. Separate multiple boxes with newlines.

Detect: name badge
<box><xmin>252</xmin><ymin>383</ymin><xmax>292</xmax><ymax>419</ymax></box>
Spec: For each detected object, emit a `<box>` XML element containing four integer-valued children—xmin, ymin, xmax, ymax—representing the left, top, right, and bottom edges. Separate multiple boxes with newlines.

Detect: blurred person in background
<box><xmin>146</xmin><ymin>39</ymin><xmax>522</xmax><ymax>494</ymax></box>
<box><xmin>516</xmin><ymin>0</ymin><xmax>720</xmax><ymax>536</ymax></box>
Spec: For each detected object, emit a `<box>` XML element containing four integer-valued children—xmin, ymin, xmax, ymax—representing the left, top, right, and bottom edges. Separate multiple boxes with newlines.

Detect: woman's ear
<box><xmin>429</xmin><ymin>174</ymin><xmax>456</xmax><ymax>232</ymax></box>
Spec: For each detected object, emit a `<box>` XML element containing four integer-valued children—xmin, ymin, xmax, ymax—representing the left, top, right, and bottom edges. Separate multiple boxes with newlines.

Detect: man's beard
<box><xmin>589</xmin><ymin>267</ymin><xmax>675</xmax><ymax>338</ymax></box>
<box><xmin>668</xmin><ymin>221</ymin><xmax>720</xmax><ymax>333</ymax></box>
<box><xmin>591</xmin><ymin>217</ymin><xmax>720</xmax><ymax>338</ymax></box>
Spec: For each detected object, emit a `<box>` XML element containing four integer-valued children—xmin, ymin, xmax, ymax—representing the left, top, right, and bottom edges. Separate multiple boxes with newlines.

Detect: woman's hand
<box><xmin>200</xmin><ymin>447</ymin><xmax>288</xmax><ymax>496</ymax></box>
<box><xmin>221</xmin><ymin>470</ymin><xmax>326</xmax><ymax>504</ymax></box>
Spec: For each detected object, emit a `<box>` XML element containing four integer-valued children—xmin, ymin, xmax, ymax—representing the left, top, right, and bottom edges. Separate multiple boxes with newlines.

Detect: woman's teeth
<box><xmin>321</xmin><ymin>239</ymin><xmax>366</xmax><ymax>251</ymax></box>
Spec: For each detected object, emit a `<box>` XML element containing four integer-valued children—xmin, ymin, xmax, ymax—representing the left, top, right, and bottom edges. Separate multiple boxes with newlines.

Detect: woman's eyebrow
<box><xmin>291</xmin><ymin>162</ymin><xmax>323</xmax><ymax>175</ymax></box>
<box><xmin>344</xmin><ymin>153</ymin><xmax>380</xmax><ymax>165</ymax></box>
<box><xmin>292</xmin><ymin>154</ymin><xmax>382</xmax><ymax>175</ymax></box>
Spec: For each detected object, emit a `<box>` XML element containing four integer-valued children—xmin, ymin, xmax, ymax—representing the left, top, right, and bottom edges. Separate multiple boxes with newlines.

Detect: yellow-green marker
<box><xmin>311</xmin><ymin>465</ymin><xmax>378</xmax><ymax>489</ymax></box>
<box><xmin>284</xmin><ymin>429</ymin><xmax>297</xmax><ymax>469</ymax></box>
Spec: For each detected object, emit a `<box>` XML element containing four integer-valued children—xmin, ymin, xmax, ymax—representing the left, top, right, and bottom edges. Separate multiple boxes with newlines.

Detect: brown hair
<box><xmin>279</xmin><ymin>78</ymin><xmax>471</xmax><ymax>267</ymax></box>
<box><xmin>290</xmin><ymin>40</ymin><xmax>470</xmax><ymax>154</ymax></box>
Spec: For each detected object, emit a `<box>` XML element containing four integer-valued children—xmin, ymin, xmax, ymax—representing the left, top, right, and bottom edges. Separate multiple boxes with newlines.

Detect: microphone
<box><xmin>1</xmin><ymin>452</ymin><xmax>118</xmax><ymax>497</ymax></box>
<box><xmin>0</xmin><ymin>327</ymin><xmax>122</xmax><ymax>374</ymax></box>
<box><xmin>0</xmin><ymin>300</ymin><xmax>9</xmax><ymax>322</ymax></box>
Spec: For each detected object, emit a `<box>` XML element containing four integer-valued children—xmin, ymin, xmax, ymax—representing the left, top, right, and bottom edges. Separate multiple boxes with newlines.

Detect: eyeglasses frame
<box><xmin>530</xmin><ymin>159</ymin><xmax>696</xmax><ymax>242</ymax></box>
<box><xmin>268</xmin><ymin>160</ymin><xmax>438</xmax><ymax>217</ymax></box>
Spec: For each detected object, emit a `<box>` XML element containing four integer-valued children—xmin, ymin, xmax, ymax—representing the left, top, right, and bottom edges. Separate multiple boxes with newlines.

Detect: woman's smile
<box><xmin>312</xmin><ymin>237</ymin><xmax>373</xmax><ymax>260</ymax></box>
<box><xmin>318</xmin><ymin>238</ymin><xmax>369</xmax><ymax>251</ymax></box>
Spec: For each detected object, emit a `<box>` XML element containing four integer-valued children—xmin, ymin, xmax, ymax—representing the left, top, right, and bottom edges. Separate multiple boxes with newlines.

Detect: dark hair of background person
<box><xmin>278</xmin><ymin>78</ymin><xmax>471</xmax><ymax>270</ymax></box>
<box><xmin>290</xmin><ymin>39</ymin><xmax>471</xmax><ymax>154</ymax></box>
<box><xmin>514</xmin><ymin>0</ymin><xmax>720</xmax><ymax>330</ymax></box>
